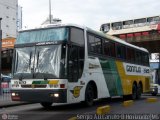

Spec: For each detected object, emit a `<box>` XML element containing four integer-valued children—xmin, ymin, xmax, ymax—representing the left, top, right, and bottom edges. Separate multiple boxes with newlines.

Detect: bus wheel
<box><xmin>131</xmin><ymin>84</ymin><xmax>137</xmax><ymax>100</ymax></box>
<box><xmin>40</xmin><ymin>102</ymin><xmax>52</xmax><ymax>108</ymax></box>
<box><xmin>136</xmin><ymin>84</ymin><xmax>142</xmax><ymax>99</ymax></box>
<box><xmin>84</xmin><ymin>84</ymin><xmax>94</xmax><ymax>107</ymax></box>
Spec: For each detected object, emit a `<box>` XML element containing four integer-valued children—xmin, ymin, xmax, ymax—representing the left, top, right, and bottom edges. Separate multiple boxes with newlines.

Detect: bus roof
<box><xmin>18</xmin><ymin>23</ymin><xmax>86</xmax><ymax>32</ymax></box>
<box><xmin>19</xmin><ymin>23</ymin><xmax>149</xmax><ymax>53</ymax></box>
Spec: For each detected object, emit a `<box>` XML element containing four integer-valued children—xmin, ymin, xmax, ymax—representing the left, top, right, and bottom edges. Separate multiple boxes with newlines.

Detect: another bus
<box><xmin>11</xmin><ymin>24</ymin><xmax>150</xmax><ymax>108</ymax></box>
<box><xmin>100</xmin><ymin>15</ymin><xmax>160</xmax><ymax>35</ymax></box>
<box><xmin>100</xmin><ymin>15</ymin><xmax>160</xmax><ymax>46</ymax></box>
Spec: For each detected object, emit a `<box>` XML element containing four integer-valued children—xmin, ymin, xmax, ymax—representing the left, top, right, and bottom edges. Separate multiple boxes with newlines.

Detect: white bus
<box><xmin>11</xmin><ymin>24</ymin><xmax>150</xmax><ymax>108</ymax></box>
<box><xmin>100</xmin><ymin>15</ymin><xmax>160</xmax><ymax>35</ymax></box>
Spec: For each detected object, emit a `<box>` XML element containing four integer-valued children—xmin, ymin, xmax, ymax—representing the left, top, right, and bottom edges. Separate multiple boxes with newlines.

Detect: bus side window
<box><xmin>127</xmin><ymin>48</ymin><xmax>135</xmax><ymax>63</ymax></box>
<box><xmin>88</xmin><ymin>34</ymin><xmax>95</xmax><ymax>52</ymax></box>
<box><xmin>95</xmin><ymin>37</ymin><xmax>102</xmax><ymax>54</ymax></box>
<box><xmin>103</xmin><ymin>40</ymin><xmax>115</xmax><ymax>57</ymax></box>
<box><xmin>88</xmin><ymin>34</ymin><xmax>102</xmax><ymax>54</ymax></box>
<box><xmin>110</xmin><ymin>42</ymin><xmax>116</xmax><ymax>57</ymax></box>
<box><xmin>116</xmin><ymin>44</ymin><xmax>126</xmax><ymax>59</ymax></box>
<box><xmin>142</xmin><ymin>53</ymin><xmax>149</xmax><ymax>66</ymax></box>
<box><xmin>135</xmin><ymin>51</ymin><xmax>141</xmax><ymax>65</ymax></box>
<box><xmin>103</xmin><ymin>40</ymin><xmax>110</xmax><ymax>56</ymax></box>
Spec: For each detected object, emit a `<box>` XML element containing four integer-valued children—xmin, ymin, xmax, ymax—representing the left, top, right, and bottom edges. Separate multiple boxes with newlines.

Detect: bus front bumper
<box><xmin>11</xmin><ymin>89</ymin><xmax>67</xmax><ymax>103</ymax></box>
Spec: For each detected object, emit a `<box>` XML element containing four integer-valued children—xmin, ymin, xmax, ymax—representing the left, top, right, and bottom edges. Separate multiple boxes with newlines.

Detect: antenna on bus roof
<box><xmin>49</xmin><ymin>0</ymin><xmax>52</xmax><ymax>24</ymax></box>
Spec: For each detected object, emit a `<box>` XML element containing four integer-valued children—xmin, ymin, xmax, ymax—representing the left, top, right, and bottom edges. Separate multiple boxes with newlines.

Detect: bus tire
<box><xmin>136</xmin><ymin>83</ymin><xmax>142</xmax><ymax>99</ymax></box>
<box><xmin>40</xmin><ymin>102</ymin><xmax>52</xmax><ymax>108</ymax></box>
<box><xmin>131</xmin><ymin>83</ymin><xmax>137</xmax><ymax>100</ymax></box>
<box><xmin>84</xmin><ymin>84</ymin><xmax>94</xmax><ymax>107</ymax></box>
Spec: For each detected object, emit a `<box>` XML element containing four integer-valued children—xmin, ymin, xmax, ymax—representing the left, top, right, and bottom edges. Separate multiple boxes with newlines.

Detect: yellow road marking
<box><xmin>123</xmin><ymin>100</ymin><xmax>134</xmax><ymax>107</ymax></box>
<box><xmin>146</xmin><ymin>98</ymin><xmax>158</xmax><ymax>103</ymax></box>
<box><xmin>96</xmin><ymin>105</ymin><xmax>110</xmax><ymax>115</ymax></box>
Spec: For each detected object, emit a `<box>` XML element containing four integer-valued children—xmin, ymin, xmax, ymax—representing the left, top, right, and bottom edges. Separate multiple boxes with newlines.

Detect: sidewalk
<box><xmin>0</xmin><ymin>93</ymin><xmax>30</xmax><ymax>108</ymax></box>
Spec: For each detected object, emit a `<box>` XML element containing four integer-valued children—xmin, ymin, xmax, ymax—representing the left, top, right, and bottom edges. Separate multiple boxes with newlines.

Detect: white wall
<box><xmin>0</xmin><ymin>0</ymin><xmax>18</xmax><ymax>39</ymax></box>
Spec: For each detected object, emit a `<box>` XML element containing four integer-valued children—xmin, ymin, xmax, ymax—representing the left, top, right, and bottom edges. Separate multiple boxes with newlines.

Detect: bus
<box><xmin>11</xmin><ymin>24</ymin><xmax>150</xmax><ymax>108</ymax></box>
<box><xmin>99</xmin><ymin>15</ymin><xmax>160</xmax><ymax>57</ymax></box>
<box><xmin>100</xmin><ymin>15</ymin><xmax>160</xmax><ymax>36</ymax></box>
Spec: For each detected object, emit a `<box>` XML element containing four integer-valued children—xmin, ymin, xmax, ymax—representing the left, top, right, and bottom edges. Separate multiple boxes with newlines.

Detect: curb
<box><xmin>96</xmin><ymin>105</ymin><xmax>110</xmax><ymax>115</ymax></box>
<box><xmin>68</xmin><ymin>117</ymin><xmax>77</xmax><ymax>120</ymax></box>
<box><xmin>0</xmin><ymin>102</ymin><xmax>34</xmax><ymax>108</ymax></box>
<box><xmin>146</xmin><ymin>98</ymin><xmax>158</xmax><ymax>103</ymax></box>
<box><xmin>123</xmin><ymin>100</ymin><xmax>134</xmax><ymax>107</ymax></box>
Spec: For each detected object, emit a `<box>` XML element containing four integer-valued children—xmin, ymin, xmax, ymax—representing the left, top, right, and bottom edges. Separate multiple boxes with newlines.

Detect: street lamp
<box><xmin>0</xmin><ymin>18</ymin><xmax>2</xmax><ymax>95</ymax></box>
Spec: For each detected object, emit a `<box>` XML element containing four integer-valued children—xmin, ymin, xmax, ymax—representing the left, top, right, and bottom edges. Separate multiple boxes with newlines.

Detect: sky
<box><xmin>18</xmin><ymin>0</ymin><xmax>160</xmax><ymax>30</ymax></box>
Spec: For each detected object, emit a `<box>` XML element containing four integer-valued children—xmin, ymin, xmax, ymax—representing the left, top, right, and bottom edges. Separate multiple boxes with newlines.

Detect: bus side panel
<box><xmin>87</xmin><ymin>57</ymin><xmax>111</xmax><ymax>99</ymax></box>
<box><xmin>99</xmin><ymin>58</ymin><xmax>123</xmax><ymax>97</ymax></box>
<box><xmin>116</xmin><ymin>61</ymin><xmax>150</xmax><ymax>95</ymax></box>
<box><xmin>116</xmin><ymin>61</ymin><xmax>132</xmax><ymax>95</ymax></box>
<box><xmin>66</xmin><ymin>57</ymin><xmax>111</xmax><ymax>103</ymax></box>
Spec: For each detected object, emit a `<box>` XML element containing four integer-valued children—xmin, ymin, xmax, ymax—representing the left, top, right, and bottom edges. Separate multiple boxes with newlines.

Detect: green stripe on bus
<box><xmin>99</xmin><ymin>58</ymin><xmax>123</xmax><ymax>96</ymax></box>
<box><xmin>32</xmin><ymin>81</ymin><xmax>49</xmax><ymax>84</ymax></box>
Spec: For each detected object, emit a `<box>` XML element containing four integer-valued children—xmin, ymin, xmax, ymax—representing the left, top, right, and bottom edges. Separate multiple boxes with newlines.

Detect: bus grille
<box><xmin>21</xmin><ymin>84</ymin><xmax>47</xmax><ymax>88</ymax></box>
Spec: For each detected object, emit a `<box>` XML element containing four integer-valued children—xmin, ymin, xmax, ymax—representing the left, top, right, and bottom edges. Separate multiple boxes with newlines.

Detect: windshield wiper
<box><xmin>16</xmin><ymin>52</ymin><xmax>19</xmax><ymax>71</ymax></box>
<box><xmin>36</xmin><ymin>51</ymin><xmax>40</xmax><ymax>69</ymax></box>
<box><xmin>29</xmin><ymin>52</ymin><xmax>32</xmax><ymax>69</ymax></box>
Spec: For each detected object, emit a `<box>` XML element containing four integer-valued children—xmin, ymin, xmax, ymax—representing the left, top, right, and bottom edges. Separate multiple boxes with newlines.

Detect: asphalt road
<box><xmin>0</xmin><ymin>94</ymin><xmax>160</xmax><ymax>120</ymax></box>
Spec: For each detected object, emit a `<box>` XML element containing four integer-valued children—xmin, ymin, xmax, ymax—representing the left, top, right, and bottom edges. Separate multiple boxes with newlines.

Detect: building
<box><xmin>0</xmin><ymin>0</ymin><xmax>22</xmax><ymax>74</ymax></box>
<box><xmin>0</xmin><ymin>0</ymin><xmax>18</xmax><ymax>38</ymax></box>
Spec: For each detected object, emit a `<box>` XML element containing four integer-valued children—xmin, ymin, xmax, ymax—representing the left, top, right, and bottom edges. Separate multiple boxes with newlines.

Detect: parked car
<box><xmin>1</xmin><ymin>74</ymin><xmax>11</xmax><ymax>93</ymax></box>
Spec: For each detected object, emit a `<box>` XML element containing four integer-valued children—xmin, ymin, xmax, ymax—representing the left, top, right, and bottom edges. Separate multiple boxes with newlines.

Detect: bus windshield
<box><xmin>13</xmin><ymin>44</ymin><xmax>67</xmax><ymax>79</ymax></box>
<box><xmin>16</xmin><ymin>27</ymin><xmax>69</xmax><ymax>44</ymax></box>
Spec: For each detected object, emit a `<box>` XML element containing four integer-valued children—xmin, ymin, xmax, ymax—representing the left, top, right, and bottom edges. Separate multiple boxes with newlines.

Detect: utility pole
<box><xmin>0</xmin><ymin>18</ymin><xmax>2</xmax><ymax>95</ymax></box>
<box><xmin>49</xmin><ymin>0</ymin><xmax>52</xmax><ymax>24</ymax></box>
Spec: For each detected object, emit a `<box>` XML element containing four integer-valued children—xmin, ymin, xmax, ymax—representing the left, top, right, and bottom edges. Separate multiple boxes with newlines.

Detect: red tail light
<box><xmin>60</xmin><ymin>84</ymin><xmax>65</xmax><ymax>88</ymax></box>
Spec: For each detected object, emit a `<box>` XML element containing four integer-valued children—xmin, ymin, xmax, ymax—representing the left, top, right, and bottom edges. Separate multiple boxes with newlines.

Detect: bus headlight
<box><xmin>11</xmin><ymin>93</ymin><xmax>16</xmax><ymax>96</ymax></box>
<box><xmin>54</xmin><ymin>93</ymin><xmax>59</xmax><ymax>97</ymax></box>
<box><xmin>50</xmin><ymin>93</ymin><xmax>59</xmax><ymax>97</ymax></box>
